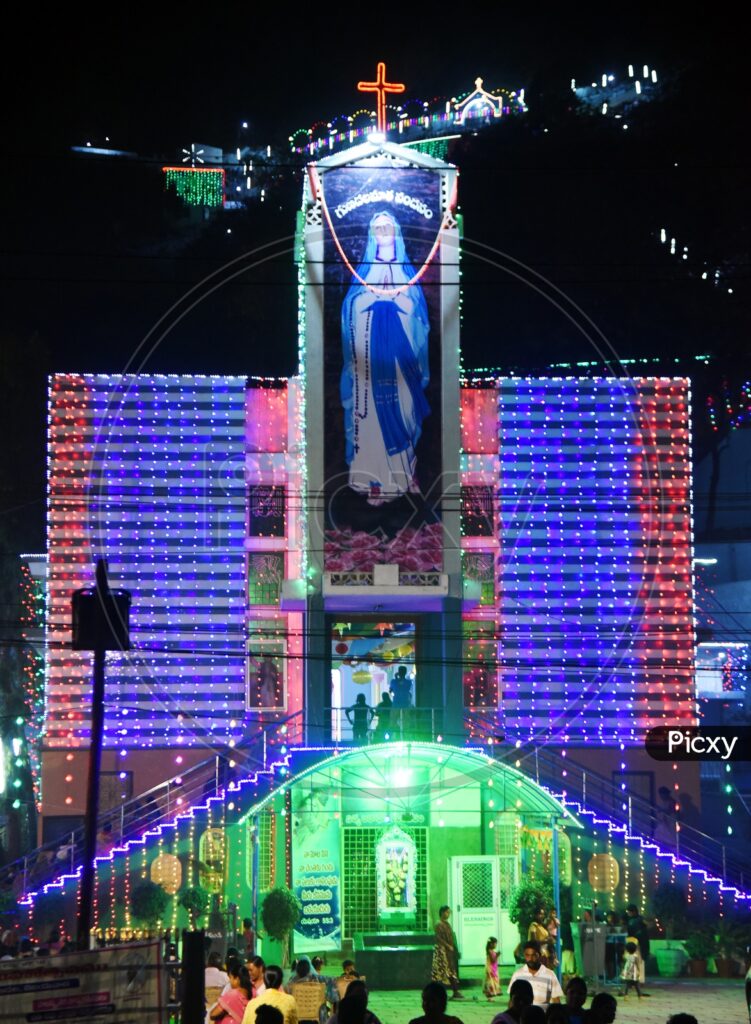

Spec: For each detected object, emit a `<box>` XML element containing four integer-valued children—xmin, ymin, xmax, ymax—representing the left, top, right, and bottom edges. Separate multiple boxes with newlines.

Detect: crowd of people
<box><xmin>0</xmin><ymin>922</ymin><xmax>738</xmax><ymax>1024</ymax></box>
<box><xmin>343</xmin><ymin>666</ymin><xmax>416</xmax><ymax>745</ymax></box>
<box><xmin>203</xmin><ymin>948</ymin><xmax>373</xmax><ymax>1024</ymax></box>
<box><xmin>423</xmin><ymin>904</ymin><xmax>725</xmax><ymax>1023</ymax></box>
<box><xmin>490</xmin><ymin>901</ymin><xmax>651</xmax><ymax>986</ymax></box>
<box><xmin>0</xmin><ymin>925</ymin><xmax>76</xmax><ymax>959</ymax></box>
<box><xmin>485</xmin><ymin>977</ymin><xmax>703</xmax><ymax>1024</ymax></box>
<box><xmin>199</xmin><ymin>942</ymin><xmax>718</xmax><ymax>1024</ymax></box>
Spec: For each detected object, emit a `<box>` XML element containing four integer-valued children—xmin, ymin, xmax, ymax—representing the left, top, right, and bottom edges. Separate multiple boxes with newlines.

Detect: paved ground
<box><xmin>362</xmin><ymin>972</ymin><xmax>749</xmax><ymax>1024</ymax></box>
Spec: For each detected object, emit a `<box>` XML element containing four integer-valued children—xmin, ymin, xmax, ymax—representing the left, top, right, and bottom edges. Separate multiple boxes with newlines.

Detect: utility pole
<box><xmin>551</xmin><ymin>814</ymin><xmax>562</xmax><ymax>980</ymax></box>
<box><xmin>72</xmin><ymin>558</ymin><xmax>131</xmax><ymax>949</ymax></box>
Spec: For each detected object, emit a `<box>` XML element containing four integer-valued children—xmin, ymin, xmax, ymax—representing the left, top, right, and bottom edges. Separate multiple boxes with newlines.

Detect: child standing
<box><xmin>620</xmin><ymin>938</ymin><xmax>644</xmax><ymax>998</ymax></box>
<box><xmin>241</xmin><ymin>917</ymin><xmax>255</xmax><ymax>957</ymax></box>
<box><xmin>483</xmin><ymin>936</ymin><xmax>501</xmax><ymax>999</ymax></box>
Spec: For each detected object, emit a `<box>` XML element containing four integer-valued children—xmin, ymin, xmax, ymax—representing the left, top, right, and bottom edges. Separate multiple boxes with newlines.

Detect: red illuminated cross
<box><xmin>357</xmin><ymin>62</ymin><xmax>405</xmax><ymax>134</ymax></box>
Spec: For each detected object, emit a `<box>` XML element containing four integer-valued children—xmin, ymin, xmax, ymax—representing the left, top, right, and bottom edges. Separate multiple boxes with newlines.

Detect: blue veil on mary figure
<box><xmin>340</xmin><ymin>210</ymin><xmax>431</xmax><ymax>506</ymax></box>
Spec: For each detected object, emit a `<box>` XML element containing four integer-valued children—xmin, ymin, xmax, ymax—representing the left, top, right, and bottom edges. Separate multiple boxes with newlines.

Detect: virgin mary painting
<box><xmin>340</xmin><ymin>210</ymin><xmax>430</xmax><ymax>506</ymax></box>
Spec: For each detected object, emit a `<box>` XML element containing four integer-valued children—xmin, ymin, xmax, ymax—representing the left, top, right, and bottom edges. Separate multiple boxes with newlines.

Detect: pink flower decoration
<box><xmin>326</xmin><ymin>554</ymin><xmax>355</xmax><ymax>572</ymax></box>
<box><xmin>351</xmin><ymin>549</ymin><xmax>378</xmax><ymax>570</ymax></box>
<box><xmin>350</xmin><ymin>531</ymin><xmax>381</xmax><ymax>550</ymax></box>
<box><xmin>398</xmin><ymin>554</ymin><xmax>421</xmax><ymax>572</ymax></box>
<box><xmin>417</xmin><ymin>550</ymin><xmax>441</xmax><ymax>572</ymax></box>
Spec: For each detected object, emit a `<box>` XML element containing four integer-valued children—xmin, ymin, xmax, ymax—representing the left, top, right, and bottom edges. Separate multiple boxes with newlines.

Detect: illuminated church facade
<box><xmin>31</xmin><ymin>137</ymin><xmax>740</xmax><ymax>957</ymax></box>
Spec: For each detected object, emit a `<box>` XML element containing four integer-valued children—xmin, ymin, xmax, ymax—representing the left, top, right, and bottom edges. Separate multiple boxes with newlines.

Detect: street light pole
<box><xmin>72</xmin><ymin>558</ymin><xmax>131</xmax><ymax>949</ymax></box>
<box><xmin>78</xmin><ymin>641</ymin><xmax>106</xmax><ymax>949</ymax></box>
<box><xmin>551</xmin><ymin>815</ymin><xmax>562</xmax><ymax>980</ymax></box>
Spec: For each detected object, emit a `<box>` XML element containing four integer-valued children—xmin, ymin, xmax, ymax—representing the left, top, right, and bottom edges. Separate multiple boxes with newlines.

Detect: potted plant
<box><xmin>131</xmin><ymin>880</ymin><xmax>171</xmax><ymax>936</ymax></box>
<box><xmin>714</xmin><ymin>918</ymin><xmax>746</xmax><ymax>978</ymax></box>
<box><xmin>260</xmin><ymin>886</ymin><xmax>302</xmax><ymax>968</ymax></box>
<box><xmin>650</xmin><ymin>883</ymin><xmax>687</xmax><ymax>977</ymax></box>
<box><xmin>178</xmin><ymin>885</ymin><xmax>210</xmax><ymax>930</ymax></box>
<box><xmin>683</xmin><ymin>926</ymin><xmax>714</xmax><ymax>977</ymax></box>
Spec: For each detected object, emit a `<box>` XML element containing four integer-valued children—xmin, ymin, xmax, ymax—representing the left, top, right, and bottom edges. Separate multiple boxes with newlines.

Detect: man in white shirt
<box><xmin>508</xmin><ymin>941</ymin><xmax>563</xmax><ymax>1010</ymax></box>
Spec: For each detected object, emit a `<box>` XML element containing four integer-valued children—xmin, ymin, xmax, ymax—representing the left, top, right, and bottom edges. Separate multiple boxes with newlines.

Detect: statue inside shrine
<box><xmin>376</xmin><ymin>826</ymin><xmax>417</xmax><ymax>928</ymax></box>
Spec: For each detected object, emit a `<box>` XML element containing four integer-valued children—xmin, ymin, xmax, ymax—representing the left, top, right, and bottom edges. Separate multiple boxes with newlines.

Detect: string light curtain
<box><xmin>46</xmin><ymin>375</ymin><xmax>247</xmax><ymax>749</ymax></box>
<box><xmin>162</xmin><ymin>167</ymin><xmax>225</xmax><ymax>207</ymax></box>
<box><xmin>496</xmin><ymin>377</ymin><xmax>694</xmax><ymax>744</ymax></box>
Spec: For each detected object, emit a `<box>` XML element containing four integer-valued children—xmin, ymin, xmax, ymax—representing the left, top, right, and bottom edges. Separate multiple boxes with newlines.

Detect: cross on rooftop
<box><xmin>357</xmin><ymin>62</ymin><xmax>405</xmax><ymax>134</ymax></box>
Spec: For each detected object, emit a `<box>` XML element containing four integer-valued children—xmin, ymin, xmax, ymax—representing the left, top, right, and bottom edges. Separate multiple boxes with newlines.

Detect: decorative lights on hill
<box><xmin>657</xmin><ymin>223</ymin><xmax>737</xmax><ymax>298</ymax></box>
<box><xmin>288</xmin><ymin>75</ymin><xmax>526</xmax><ymax>156</ymax></box>
<box><xmin>571</xmin><ymin>64</ymin><xmax>661</xmax><ymax>117</ymax></box>
<box><xmin>163</xmin><ymin>167</ymin><xmax>225</xmax><ymax>207</ymax></box>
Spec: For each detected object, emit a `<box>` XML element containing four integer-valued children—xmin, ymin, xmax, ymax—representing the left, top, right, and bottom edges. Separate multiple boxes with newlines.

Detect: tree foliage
<box><xmin>178</xmin><ymin>885</ymin><xmax>210</xmax><ymax>928</ymax></box>
<box><xmin>509</xmin><ymin>878</ymin><xmax>553</xmax><ymax>940</ymax></box>
<box><xmin>260</xmin><ymin>886</ymin><xmax>301</xmax><ymax>966</ymax></box>
<box><xmin>715</xmin><ymin>916</ymin><xmax>751</xmax><ymax>958</ymax></box>
<box><xmin>261</xmin><ymin>886</ymin><xmax>301</xmax><ymax>941</ymax></box>
<box><xmin>131</xmin><ymin>880</ymin><xmax>171</xmax><ymax>926</ymax></box>
<box><xmin>683</xmin><ymin>926</ymin><xmax>715</xmax><ymax>960</ymax></box>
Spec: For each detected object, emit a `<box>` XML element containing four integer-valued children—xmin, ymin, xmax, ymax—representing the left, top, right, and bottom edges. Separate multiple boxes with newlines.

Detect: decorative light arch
<box><xmin>237</xmin><ymin>742</ymin><xmax>583</xmax><ymax>826</ymax></box>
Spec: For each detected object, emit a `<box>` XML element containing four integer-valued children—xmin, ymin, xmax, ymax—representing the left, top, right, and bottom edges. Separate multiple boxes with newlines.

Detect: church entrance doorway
<box><xmin>449</xmin><ymin>855</ymin><xmax>519</xmax><ymax>965</ymax></box>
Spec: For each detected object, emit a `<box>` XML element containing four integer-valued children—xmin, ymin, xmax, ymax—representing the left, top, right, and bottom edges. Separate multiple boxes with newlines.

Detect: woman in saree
<box><xmin>431</xmin><ymin>905</ymin><xmax>463</xmax><ymax>999</ymax></box>
<box><xmin>210</xmin><ymin>959</ymin><xmax>252</xmax><ymax>1022</ymax></box>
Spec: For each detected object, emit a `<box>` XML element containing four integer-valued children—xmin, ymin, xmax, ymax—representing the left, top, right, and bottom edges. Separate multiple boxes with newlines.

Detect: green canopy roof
<box><xmin>242</xmin><ymin>742</ymin><xmax>582</xmax><ymax>828</ymax></box>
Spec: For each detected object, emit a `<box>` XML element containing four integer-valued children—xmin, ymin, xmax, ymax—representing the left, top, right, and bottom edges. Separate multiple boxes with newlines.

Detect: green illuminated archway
<box><xmin>240</xmin><ymin>742</ymin><xmax>582</xmax><ymax>827</ymax></box>
<box><xmin>233</xmin><ymin>743</ymin><xmax>581</xmax><ymax>951</ymax></box>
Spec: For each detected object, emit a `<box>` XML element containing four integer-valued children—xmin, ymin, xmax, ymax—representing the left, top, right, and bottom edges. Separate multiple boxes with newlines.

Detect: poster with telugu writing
<box><xmin>291</xmin><ymin>784</ymin><xmax>341</xmax><ymax>952</ymax></box>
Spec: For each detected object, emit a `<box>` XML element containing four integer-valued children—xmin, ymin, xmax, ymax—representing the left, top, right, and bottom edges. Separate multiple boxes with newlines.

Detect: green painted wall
<box><xmin>427</xmin><ymin>827</ymin><xmax>482</xmax><ymax>923</ymax></box>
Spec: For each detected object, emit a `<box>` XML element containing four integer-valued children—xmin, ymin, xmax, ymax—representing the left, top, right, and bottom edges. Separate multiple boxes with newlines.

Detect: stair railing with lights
<box><xmin>465</xmin><ymin>710</ymin><xmax>750</xmax><ymax>891</ymax></box>
<box><xmin>4</xmin><ymin>709</ymin><xmax>308</xmax><ymax>900</ymax></box>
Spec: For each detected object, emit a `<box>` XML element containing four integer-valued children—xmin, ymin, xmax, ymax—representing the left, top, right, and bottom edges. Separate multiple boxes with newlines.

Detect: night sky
<box><xmin>0</xmin><ymin>14</ymin><xmax>746</xmax><ymax>551</ymax></box>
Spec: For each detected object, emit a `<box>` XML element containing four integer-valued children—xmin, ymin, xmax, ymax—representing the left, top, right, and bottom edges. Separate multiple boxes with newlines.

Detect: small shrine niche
<box><xmin>376</xmin><ymin>825</ymin><xmax>417</xmax><ymax>928</ymax></box>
